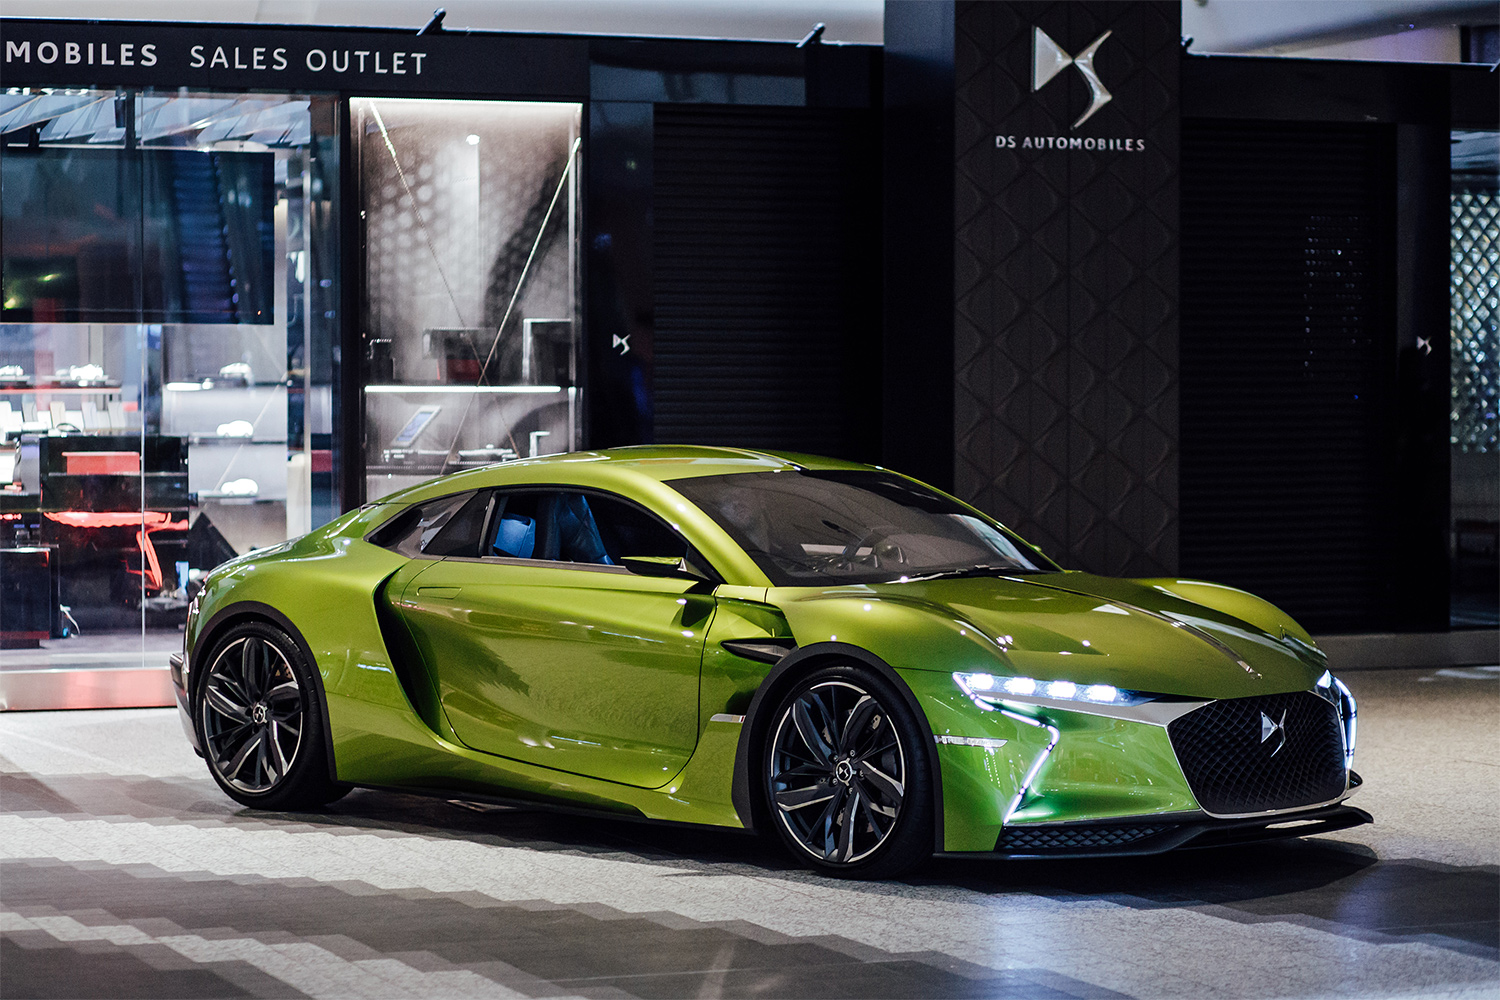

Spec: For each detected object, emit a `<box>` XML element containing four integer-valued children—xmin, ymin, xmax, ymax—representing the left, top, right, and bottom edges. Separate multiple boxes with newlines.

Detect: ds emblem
<box><xmin>1032</xmin><ymin>27</ymin><xmax>1114</xmax><ymax>129</ymax></box>
<box><xmin>1259</xmin><ymin>709</ymin><xmax>1288</xmax><ymax>757</ymax></box>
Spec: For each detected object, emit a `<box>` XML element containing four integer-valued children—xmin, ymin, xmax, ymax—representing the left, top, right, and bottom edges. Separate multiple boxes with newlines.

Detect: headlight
<box><xmin>953</xmin><ymin>671</ymin><xmax>1154</xmax><ymax>709</ymax></box>
<box><xmin>1315</xmin><ymin>670</ymin><xmax>1357</xmax><ymax>766</ymax></box>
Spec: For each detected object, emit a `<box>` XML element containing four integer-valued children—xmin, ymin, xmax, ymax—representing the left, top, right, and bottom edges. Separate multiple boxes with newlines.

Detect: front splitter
<box><xmin>935</xmin><ymin>802</ymin><xmax>1372</xmax><ymax>860</ymax></box>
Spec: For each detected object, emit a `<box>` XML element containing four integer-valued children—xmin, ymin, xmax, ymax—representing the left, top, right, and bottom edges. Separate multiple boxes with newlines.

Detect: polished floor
<box><xmin>1</xmin><ymin>667</ymin><xmax>1496</xmax><ymax>999</ymax></box>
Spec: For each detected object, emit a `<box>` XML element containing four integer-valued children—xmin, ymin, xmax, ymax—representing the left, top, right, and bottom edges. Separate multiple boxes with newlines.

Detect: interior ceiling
<box><xmin>0</xmin><ymin>93</ymin><xmax>312</xmax><ymax>148</ymax></box>
<box><xmin>0</xmin><ymin>0</ymin><xmax>1493</xmax><ymax>49</ymax></box>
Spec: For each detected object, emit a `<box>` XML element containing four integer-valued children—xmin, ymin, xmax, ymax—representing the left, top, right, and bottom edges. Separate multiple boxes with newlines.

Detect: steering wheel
<box><xmin>828</xmin><ymin>528</ymin><xmax>905</xmax><ymax>570</ymax></box>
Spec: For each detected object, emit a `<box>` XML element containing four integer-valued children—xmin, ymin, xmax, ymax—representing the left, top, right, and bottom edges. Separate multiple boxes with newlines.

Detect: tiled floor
<box><xmin>2</xmin><ymin>667</ymin><xmax>1496</xmax><ymax>999</ymax></box>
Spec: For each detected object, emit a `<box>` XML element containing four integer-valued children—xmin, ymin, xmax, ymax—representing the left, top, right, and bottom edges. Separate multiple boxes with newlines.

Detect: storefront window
<box><xmin>0</xmin><ymin>88</ymin><xmax>339</xmax><ymax>670</ymax></box>
<box><xmin>352</xmin><ymin>98</ymin><xmax>581</xmax><ymax>501</ymax></box>
<box><xmin>1449</xmin><ymin>129</ymin><xmax>1499</xmax><ymax>627</ymax></box>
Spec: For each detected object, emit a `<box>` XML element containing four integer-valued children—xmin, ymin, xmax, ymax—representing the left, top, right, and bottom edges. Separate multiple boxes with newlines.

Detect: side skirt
<box><xmin>328</xmin><ymin>781</ymin><xmax>760</xmax><ymax>838</ymax></box>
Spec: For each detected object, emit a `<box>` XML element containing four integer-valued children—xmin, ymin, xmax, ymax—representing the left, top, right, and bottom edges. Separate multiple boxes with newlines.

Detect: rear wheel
<box><xmin>195</xmin><ymin>620</ymin><xmax>341</xmax><ymax>810</ymax></box>
<box><xmin>762</xmin><ymin>663</ymin><xmax>932</xmax><ymax>879</ymax></box>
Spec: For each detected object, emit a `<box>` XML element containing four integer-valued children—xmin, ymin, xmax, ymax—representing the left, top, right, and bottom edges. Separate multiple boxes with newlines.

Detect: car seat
<box><xmin>538</xmin><ymin>494</ymin><xmax>611</xmax><ymax>564</ymax></box>
<box><xmin>493</xmin><ymin>513</ymin><xmax>536</xmax><ymax>558</ymax></box>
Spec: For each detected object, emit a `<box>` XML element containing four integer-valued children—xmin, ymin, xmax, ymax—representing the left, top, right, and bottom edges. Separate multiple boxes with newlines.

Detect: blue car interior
<box><xmin>490</xmin><ymin>492</ymin><xmax>611</xmax><ymax>564</ymax></box>
<box><xmin>492</xmin><ymin>513</ymin><xmax>536</xmax><ymax>558</ymax></box>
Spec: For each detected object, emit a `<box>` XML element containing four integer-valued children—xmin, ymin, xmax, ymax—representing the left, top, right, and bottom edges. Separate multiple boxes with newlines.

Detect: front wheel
<box><xmin>762</xmin><ymin>663</ymin><xmax>933</xmax><ymax>879</ymax></box>
<box><xmin>195</xmin><ymin>620</ymin><xmax>341</xmax><ymax>810</ymax></box>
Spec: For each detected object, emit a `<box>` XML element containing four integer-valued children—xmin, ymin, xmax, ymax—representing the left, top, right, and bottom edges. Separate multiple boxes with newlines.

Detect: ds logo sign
<box><xmin>1032</xmin><ymin>27</ymin><xmax>1113</xmax><ymax>129</ymax></box>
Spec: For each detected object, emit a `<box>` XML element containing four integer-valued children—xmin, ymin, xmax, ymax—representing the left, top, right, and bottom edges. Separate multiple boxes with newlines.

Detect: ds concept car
<box><xmin>173</xmin><ymin>447</ymin><xmax>1366</xmax><ymax>878</ymax></box>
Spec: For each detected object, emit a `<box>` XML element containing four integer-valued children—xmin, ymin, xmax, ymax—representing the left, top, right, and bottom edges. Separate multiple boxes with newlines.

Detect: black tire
<box><xmin>194</xmin><ymin>620</ymin><xmax>341</xmax><ymax>810</ymax></box>
<box><xmin>761</xmin><ymin>662</ymin><xmax>933</xmax><ymax>879</ymax></box>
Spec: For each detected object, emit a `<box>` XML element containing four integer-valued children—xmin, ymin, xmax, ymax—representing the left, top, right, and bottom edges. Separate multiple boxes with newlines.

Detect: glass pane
<box><xmin>0</xmin><ymin>88</ymin><xmax>339</xmax><ymax>684</ymax></box>
<box><xmin>588</xmin><ymin>494</ymin><xmax>690</xmax><ymax>562</ymax></box>
<box><xmin>670</xmin><ymin>470</ymin><xmax>1057</xmax><ymax>586</ymax></box>
<box><xmin>1449</xmin><ymin>128</ymin><xmax>1499</xmax><ymax>628</ymax></box>
<box><xmin>353</xmin><ymin>98</ymin><xmax>582</xmax><ymax>501</ymax></box>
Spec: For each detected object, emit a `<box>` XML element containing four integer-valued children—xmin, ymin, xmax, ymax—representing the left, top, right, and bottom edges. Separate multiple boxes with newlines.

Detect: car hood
<box><xmin>774</xmin><ymin>571</ymin><xmax>1323</xmax><ymax>700</ymax></box>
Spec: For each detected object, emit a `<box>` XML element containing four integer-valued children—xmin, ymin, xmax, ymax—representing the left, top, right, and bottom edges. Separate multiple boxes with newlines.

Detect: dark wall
<box><xmin>582</xmin><ymin>38</ymin><xmax>883</xmax><ymax>453</ymax></box>
<box><xmin>883</xmin><ymin>0</ymin><xmax>956</xmax><ymax>491</ymax></box>
<box><xmin>888</xmin><ymin>0</ymin><xmax>1181</xmax><ymax>575</ymax></box>
<box><xmin>954</xmin><ymin>0</ymin><xmax>1181</xmax><ymax>577</ymax></box>
<box><xmin>1181</xmin><ymin>56</ymin><xmax>1479</xmax><ymax>632</ymax></box>
<box><xmin>652</xmin><ymin>105</ymin><xmax>881</xmax><ymax>460</ymax></box>
<box><xmin>1179</xmin><ymin>120</ymin><xmax>1399</xmax><ymax>633</ymax></box>
<box><xmin>887</xmin><ymin>2</ymin><xmax>1485</xmax><ymax>631</ymax></box>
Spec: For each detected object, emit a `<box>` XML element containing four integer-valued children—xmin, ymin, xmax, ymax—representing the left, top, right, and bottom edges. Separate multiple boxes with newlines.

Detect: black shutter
<box><xmin>1180</xmin><ymin>119</ymin><xmax>1395</xmax><ymax>633</ymax></box>
<box><xmin>652</xmin><ymin>105</ymin><xmax>880</xmax><ymax>459</ymax></box>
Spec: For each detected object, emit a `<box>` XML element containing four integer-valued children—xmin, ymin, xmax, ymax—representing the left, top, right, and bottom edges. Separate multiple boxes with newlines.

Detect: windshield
<box><xmin>668</xmin><ymin>470</ymin><xmax>1059</xmax><ymax>586</ymax></box>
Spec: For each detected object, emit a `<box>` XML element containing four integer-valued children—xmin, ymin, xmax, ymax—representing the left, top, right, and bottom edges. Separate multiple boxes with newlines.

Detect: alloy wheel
<box><xmin>768</xmin><ymin>680</ymin><xmax>907</xmax><ymax>864</ymax></box>
<box><xmin>201</xmin><ymin>635</ymin><xmax>305</xmax><ymax>794</ymax></box>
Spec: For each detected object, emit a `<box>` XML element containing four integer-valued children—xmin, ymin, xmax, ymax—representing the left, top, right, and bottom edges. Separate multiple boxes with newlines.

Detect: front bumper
<box><xmin>909</xmin><ymin>669</ymin><xmax>1363</xmax><ymax>854</ymax></box>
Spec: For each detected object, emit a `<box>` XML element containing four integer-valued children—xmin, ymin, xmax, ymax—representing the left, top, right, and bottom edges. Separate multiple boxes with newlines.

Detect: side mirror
<box><xmin>621</xmin><ymin>555</ymin><xmax>706</xmax><ymax>581</ymax></box>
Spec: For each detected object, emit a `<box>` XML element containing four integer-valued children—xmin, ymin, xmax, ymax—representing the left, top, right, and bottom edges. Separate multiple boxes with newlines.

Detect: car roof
<box><xmin>371</xmin><ymin>445</ymin><xmax>874</xmax><ymax>506</ymax></box>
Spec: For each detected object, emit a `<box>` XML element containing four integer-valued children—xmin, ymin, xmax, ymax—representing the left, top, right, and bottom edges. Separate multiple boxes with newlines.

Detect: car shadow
<box><xmin>262</xmin><ymin>786</ymin><xmax>1499</xmax><ymax>959</ymax></box>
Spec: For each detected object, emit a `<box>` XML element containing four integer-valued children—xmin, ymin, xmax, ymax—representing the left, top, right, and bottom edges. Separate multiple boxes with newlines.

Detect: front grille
<box><xmin>999</xmin><ymin>824</ymin><xmax>1175</xmax><ymax>853</ymax></box>
<box><xmin>1168</xmin><ymin>691</ymin><xmax>1346</xmax><ymax>815</ymax></box>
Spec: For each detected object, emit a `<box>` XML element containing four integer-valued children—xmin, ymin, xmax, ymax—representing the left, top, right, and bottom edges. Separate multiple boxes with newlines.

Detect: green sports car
<box><xmin>172</xmin><ymin>446</ymin><xmax>1366</xmax><ymax>878</ymax></box>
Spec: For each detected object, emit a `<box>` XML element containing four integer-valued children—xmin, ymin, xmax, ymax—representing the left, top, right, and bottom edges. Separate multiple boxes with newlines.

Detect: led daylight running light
<box><xmin>1314</xmin><ymin>669</ymin><xmax>1357</xmax><ymax>768</ymax></box>
<box><xmin>954</xmin><ymin>671</ymin><xmax>1152</xmax><ymax>708</ymax></box>
<box><xmin>1333</xmin><ymin>675</ymin><xmax>1357</xmax><ymax>766</ymax></box>
<box><xmin>1003</xmin><ymin>676</ymin><xmax>1036</xmax><ymax>696</ymax></box>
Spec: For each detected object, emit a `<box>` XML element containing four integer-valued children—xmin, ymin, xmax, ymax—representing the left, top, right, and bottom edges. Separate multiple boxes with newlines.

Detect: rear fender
<box><xmin>190</xmin><ymin>601</ymin><xmax>339</xmax><ymax>784</ymax></box>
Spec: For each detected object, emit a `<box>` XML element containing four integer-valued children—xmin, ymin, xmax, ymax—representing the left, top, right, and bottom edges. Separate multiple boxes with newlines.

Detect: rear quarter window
<box><xmin>367</xmin><ymin>491</ymin><xmax>488</xmax><ymax>558</ymax></box>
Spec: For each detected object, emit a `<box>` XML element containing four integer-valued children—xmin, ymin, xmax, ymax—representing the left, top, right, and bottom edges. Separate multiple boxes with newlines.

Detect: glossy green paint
<box><xmin>699</xmin><ymin>597</ymin><xmax>786</xmax><ymax>723</ymax></box>
<box><xmin>899</xmin><ymin>670</ymin><xmax>1199</xmax><ymax>851</ymax></box>
<box><xmin>187</xmin><ymin>497</ymin><xmax>746</xmax><ymax>826</ymax></box>
<box><xmin>390</xmin><ymin>555</ymin><xmax>710</xmax><ymax>788</ymax></box>
<box><xmin>762</xmin><ymin>571</ymin><xmax>1320</xmax><ymax>700</ymax></box>
<box><xmin>186</xmin><ymin>502</ymin><xmax>413</xmax><ymax>716</ymax></box>
<box><xmin>184</xmin><ymin>447</ymin><xmax>1338</xmax><ymax>853</ymax></box>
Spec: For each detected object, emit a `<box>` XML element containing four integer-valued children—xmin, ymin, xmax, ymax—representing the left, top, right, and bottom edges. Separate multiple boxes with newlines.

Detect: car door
<box><xmin>392</xmin><ymin>488</ymin><xmax>715</xmax><ymax>788</ymax></box>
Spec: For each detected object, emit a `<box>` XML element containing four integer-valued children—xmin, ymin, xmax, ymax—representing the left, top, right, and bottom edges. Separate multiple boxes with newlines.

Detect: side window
<box><xmin>423</xmin><ymin>491</ymin><xmax>493</xmax><ymax>557</ymax></box>
<box><xmin>484</xmin><ymin>490</ymin><xmax>703</xmax><ymax>570</ymax></box>
<box><xmin>370</xmin><ymin>491</ymin><xmax>488</xmax><ymax>558</ymax></box>
<box><xmin>489</xmin><ymin>492</ymin><xmax>542</xmax><ymax>559</ymax></box>
<box><xmin>589</xmin><ymin>494</ymin><xmax>690</xmax><ymax>563</ymax></box>
<box><xmin>551</xmin><ymin>493</ymin><xmax>613</xmax><ymax>563</ymax></box>
<box><xmin>486</xmin><ymin>491</ymin><xmax>611</xmax><ymax>564</ymax></box>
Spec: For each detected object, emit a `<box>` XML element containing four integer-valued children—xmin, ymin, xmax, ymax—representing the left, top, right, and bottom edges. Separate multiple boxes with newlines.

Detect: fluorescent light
<box><xmin>365</xmin><ymin>385</ymin><xmax>562</xmax><ymax>394</ymax></box>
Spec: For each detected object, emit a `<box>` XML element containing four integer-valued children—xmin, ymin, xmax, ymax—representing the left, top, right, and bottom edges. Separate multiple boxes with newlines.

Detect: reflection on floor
<box><xmin>0</xmin><ymin>631</ymin><xmax>182</xmax><ymax>671</ymax></box>
<box><xmin>1</xmin><ymin>668</ymin><xmax>1496</xmax><ymax>999</ymax></box>
<box><xmin>0</xmin><ymin>631</ymin><xmax>179</xmax><ymax>711</ymax></box>
<box><xmin>1452</xmin><ymin>587</ymin><xmax>1500</xmax><ymax>628</ymax></box>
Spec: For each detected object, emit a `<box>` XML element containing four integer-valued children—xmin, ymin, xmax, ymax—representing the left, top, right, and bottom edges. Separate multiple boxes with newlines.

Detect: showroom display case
<box><xmin>1</xmin><ymin>89</ymin><xmax>339</xmax><ymax>656</ymax></box>
<box><xmin>353</xmin><ymin>98</ymin><xmax>582</xmax><ymax>500</ymax></box>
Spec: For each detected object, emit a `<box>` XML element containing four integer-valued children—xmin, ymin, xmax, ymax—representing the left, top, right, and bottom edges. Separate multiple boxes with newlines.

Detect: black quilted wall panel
<box><xmin>1179</xmin><ymin>120</ymin><xmax>1397</xmax><ymax>632</ymax></box>
<box><xmin>953</xmin><ymin>1</ymin><xmax>1180</xmax><ymax>577</ymax></box>
<box><xmin>653</xmin><ymin>105</ymin><xmax>881</xmax><ymax>460</ymax></box>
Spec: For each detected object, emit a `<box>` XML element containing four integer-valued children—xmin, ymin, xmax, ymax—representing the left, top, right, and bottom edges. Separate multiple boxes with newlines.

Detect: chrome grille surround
<box><xmin>1167</xmin><ymin>691</ymin><xmax>1347</xmax><ymax>817</ymax></box>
